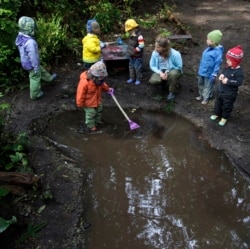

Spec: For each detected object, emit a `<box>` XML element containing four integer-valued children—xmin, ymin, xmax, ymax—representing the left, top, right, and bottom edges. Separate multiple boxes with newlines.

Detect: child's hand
<box><xmin>221</xmin><ymin>77</ymin><xmax>228</xmax><ymax>84</ymax></box>
<box><xmin>107</xmin><ymin>88</ymin><xmax>114</xmax><ymax>95</ymax></box>
<box><xmin>219</xmin><ymin>74</ymin><xmax>224</xmax><ymax>81</ymax></box>
<box><xmin>160</xmin><ymin>71</ymin><xmax>168</xmax><ymax>80</ymax></box>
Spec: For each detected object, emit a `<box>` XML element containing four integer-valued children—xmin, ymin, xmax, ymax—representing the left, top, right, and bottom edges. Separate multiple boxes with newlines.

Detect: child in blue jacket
<box><xmin>15</xmin><ymin>16</ymin><xmax>57</xmax><ymax>100</ymax></box>
<box><xmin>196</xmin><ymin>30</ymin><xmax>224</xmax><ymax>105</ymax></box>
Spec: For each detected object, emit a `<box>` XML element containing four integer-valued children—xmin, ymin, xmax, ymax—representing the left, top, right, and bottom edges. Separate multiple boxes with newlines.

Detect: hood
<box><xmin>15</xmin><ymin>32</ymin><xmax>31</xmax><ymax>47</ymax></box>
<box><xmin>214</xmin><ymin>44</ymin><xmax>224</xmax><ymax>54</ymax></box>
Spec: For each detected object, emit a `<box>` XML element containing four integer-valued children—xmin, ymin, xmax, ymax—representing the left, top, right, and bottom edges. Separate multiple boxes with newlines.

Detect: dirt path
<box><xmin>2</xmin><ymin>0</ymin><xmax>250</xmax><ymax>248</ymax></box>
<box><xmin>172</xmin><ymin>0</ymin><xmax>250</xmax><ymax>177</ymax></box>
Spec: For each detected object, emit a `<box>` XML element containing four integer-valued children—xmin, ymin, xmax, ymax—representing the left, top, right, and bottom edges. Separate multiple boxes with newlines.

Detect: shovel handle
<box><xmin>111</xmin><ymin>94</ymin><xmax>131</xmax><ymax>121</ymax></box>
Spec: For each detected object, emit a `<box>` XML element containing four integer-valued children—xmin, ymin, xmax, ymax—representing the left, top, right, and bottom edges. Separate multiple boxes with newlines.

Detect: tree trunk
<box><xmin>0</xmin><ymin>172</ymin><xmax>41</xmax><ymax>187</ymax></box>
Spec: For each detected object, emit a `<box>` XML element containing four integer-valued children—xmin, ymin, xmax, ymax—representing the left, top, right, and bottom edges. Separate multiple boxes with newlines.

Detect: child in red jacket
<box><xmin>76</xmin><ymin>61</ymin><xmax>113</xmax><ymax>132</ymax></box>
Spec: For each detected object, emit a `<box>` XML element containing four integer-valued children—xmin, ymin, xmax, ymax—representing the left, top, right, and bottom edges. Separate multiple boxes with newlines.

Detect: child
<box><xmin>76</xmin><ymin>61</ymin><xmax>114</xmax><ymax>132</ymax></box>
<box><xmin>82</xmin><ymin>19</ymin><xmax>107</xmax><ymax>70</ymax></box>
<box><xmin>125</xmin><ymin>19</ymin><xmax>145</xmax><ymax>85</ymax></box>
<box><xmin>149</xmin><ymin>34</ymin><xmax>183</xmax><ymax>101</ymax></box>
<box><xmin>196</xmin><ymin>29</ymin><xmax>224</xmax><ymax>105</ymax></box>
<box><xmin>15</xmin><ymin>16</ymin><xmax>57</xmax><ymax>100</ymax></box>
<box><xmin>210</xmin><ymin>45</ymin><xmax>244</xmax><ymax>126</ymax></box>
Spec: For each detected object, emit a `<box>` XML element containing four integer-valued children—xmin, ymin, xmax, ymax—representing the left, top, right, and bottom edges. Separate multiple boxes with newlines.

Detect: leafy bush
<box><xmin>0</xmin><ymin>1</ymin><xmax>25</xmax><ymax>91</ymax></box>
<box><xmin>36</xmin><ymin>14</ymin><xmax>67</xmax><ymax>65</ymax></box>
<box><xmin>88</xmin><ymin>1</ymin><xmax>122</xmax><ymax>33</ymax></box>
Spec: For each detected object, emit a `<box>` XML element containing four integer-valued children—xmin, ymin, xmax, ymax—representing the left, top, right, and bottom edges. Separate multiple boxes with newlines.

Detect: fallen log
<box><xmin>0</xmin><ymin>172</ymin><xmax>41</xmax><ymax>187</ymax></box>
<box><xmin>0</xmin><ymin>184</ymin><xmax>26</xmax><ymax>195</ymax></box>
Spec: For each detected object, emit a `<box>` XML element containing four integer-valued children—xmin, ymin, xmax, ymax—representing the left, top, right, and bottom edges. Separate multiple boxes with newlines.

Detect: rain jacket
<box><xmin>198</xmin><ymin>45</ymin><xmax>224</xmax><ymax>78</ymax></box>
<box><xmin>15</xmin><ymin>32</ymin><xmax>40</xmax><ymax>72</ymax></box>
<box><xmin>76</xmin><ymin>71</ymin><xmax>109</xmax><ymax>108</ymax></box>
<box><xmin>127</xmin><ymin>29</ymin><xmax>144</xmax><ymax>57</ymax></box>
<box><xmin>150</xmin><ymin>48</ymin><xmax>183</xmax><ymax>74</ymax></box>
<box><xmin>82</xmin><ymin>33</ymin><xmax>101</xmax><ymax>63</ymax></box>
<box><xmin>218</xmin><ymin>67</ymin><xmax>244</xmax><ymax>94</ymax></box>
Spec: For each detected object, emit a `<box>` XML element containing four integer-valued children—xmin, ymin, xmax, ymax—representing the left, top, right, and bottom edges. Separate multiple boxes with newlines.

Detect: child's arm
<box><xmin>135</xmin><ymin>35</ymin><xmax>145</xmax><ymax>52</ymax></box>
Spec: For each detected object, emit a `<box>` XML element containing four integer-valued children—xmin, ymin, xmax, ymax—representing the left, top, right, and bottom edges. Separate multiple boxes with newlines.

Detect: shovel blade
<box><xmin>129</xmin><ymin>120</ymin><xmax>140</xmax><ymax>130</ymax></box>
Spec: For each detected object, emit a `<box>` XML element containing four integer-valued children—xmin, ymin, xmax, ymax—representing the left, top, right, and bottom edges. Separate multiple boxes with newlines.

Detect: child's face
<box><xmin>93</xmin><ymin>76</ymin><xmax>105</xmax><ymax>85</ymax></box>
<box><xmin>155</xmin><ymin>43</ymin><xmax>164</xmax><ymax>53</ymax></box>
<box><xmin>226</xmin><ymin>58</ymin><xmax>232</xmax><ymax>67</ymax></box>
<box><xmin>207</xmin><ymin>38</ymin><xmax>215</xmax><ymax>46</ymax></box>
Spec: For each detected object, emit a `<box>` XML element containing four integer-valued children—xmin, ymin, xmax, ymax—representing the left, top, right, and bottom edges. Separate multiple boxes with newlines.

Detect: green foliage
<box><xmin>0</xmin><ymin>216</ymin><xmax>17</xmax><ymax>233</ymax></box>
<box><xmin>164</xmin><ymin>101</ymin><xmax>176</xmax><ymax>113</ymax></box>
<box><xmin>138</xmin><ymin>16</ymin><xmax>157</xmax><ymax>29</ymax></box>
<box><xmin>36</xmin><ymin>14</ymin><xmax>67</xmax><ymax>65</ymax></box>
<box><xmin>88</xmin><ymin>1</ymin><xmax>121</xmax><ymax>33</ymax></box>
<box><xmin>16</xmin><ymin>222</ymin><xmax>46</xmax><ymax>245</ymax></box>
<box><xmin>0</xmin><ymin>0</ymin><xmax>24</xmax><ymax>91</ymax></box>
<box><xmin>0</xmin><ymin>187</ymin><xmax>10</xmax><ymax>198</ymax></box>
<box><xmin>0</xmin><ymin>132</ymin><xmax>30</xmax><ymax>172</ymax></box>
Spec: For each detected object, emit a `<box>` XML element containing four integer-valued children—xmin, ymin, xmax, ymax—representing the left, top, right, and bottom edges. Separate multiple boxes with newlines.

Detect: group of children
<box><xmin>196</xmin><ymin>29</ymin><xmax>244</xmax><ymax>127</ymax></box>
<box><xmin>15</xmin><ymin>16</ymin><xmax>244</xmax><ymax>131</ymax></box>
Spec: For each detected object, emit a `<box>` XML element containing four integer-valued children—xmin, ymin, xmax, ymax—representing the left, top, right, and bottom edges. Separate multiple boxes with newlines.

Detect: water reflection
<box><xmin>40</xmin><ymin>109</ymin><xmax>250</xmax><ymax>249</ymax></box>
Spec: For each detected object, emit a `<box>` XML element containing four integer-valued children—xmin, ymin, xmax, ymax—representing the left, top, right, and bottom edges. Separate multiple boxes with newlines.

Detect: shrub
<box><xmin>36</xmin><ymin>14</ymin><xmax>67</xmax><ymax>65</ymax></box>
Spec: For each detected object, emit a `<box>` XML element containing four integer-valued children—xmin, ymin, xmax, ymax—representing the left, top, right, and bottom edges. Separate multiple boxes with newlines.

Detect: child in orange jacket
<box><xmin>76</xmin><ymin>61</ymin><xmax>113</xmax><ymax>132</ymax></box>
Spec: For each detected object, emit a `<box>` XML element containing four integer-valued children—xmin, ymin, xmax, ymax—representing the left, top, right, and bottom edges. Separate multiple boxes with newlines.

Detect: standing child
<box><xmin>82</xmin><ymin>19</ymin><xmax>107</xmax><ymax>70</ymax></box>
<box><xmin>76</xmin><ymin>61</ymin><xmax>114</xmax><ymax>132</ymax></box>
<box><xmin>210</xmin><ymin>46</ymin><xmax>244</xmax><ymax>126</ymax></box>
<box><xmin>15</xmin><ymin>16</ymin><xmax>57</xmax><ymax>100</ymax></box>
<box><xmin>125</xmin><ymin>19</ymin><xmax>145</xmax><ymax>85</ymax></box>
<box><xmin>149</xmin><ymin>34</ymin><xmax>183</xmax><ymax>101</ymax></box>
<box><xmin>196</xmin><ymin>30</ymin><xmax>224</xmax><ymax>105</ymax></box>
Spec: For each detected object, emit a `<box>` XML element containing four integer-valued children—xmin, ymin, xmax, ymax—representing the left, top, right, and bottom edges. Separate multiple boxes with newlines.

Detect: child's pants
<box><xmin>29</xmin><ymin>66</ymin><xmax>54</xmax><ymax>99</ymax></box>
<box><xmin>128</xmin><ymin>57</ymin><xmax>143</xmax><ymax>81</ymax></box>
<box><xmin>83</xmin><ymin>105</ymin><xmax>103</xmax><ymax>128</ymax></box>
<box><xmin>197</xmin><ymin>76</ymin><xmax>215</xmax><ymax>100</ymax></box>
<box><xmin>149</xmin><ymin>69</ymin><xmax>182</xmax><ymax>93</ymax></box>
<box><xmin>214</xmin><ymin>91</ymin><xmax>237</xmax><ymax>119</ymax></box>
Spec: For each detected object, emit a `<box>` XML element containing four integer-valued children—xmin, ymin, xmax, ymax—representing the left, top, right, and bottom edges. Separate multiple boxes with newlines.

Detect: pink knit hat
<box><xmin>226</xmin><ymin>45</ymin><xmax>244</xmax><ymax>68</ymax></box>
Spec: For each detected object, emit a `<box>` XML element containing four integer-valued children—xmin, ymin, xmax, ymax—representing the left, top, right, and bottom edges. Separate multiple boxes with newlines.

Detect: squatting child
<box><xmin>149</xmin><ymin>34</ymin><xmax>183</xmax><ymax>101</ymax></box>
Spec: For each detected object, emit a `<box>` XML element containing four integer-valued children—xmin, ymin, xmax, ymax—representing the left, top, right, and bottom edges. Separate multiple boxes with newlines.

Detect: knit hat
<box><xmin>207</xmin><ymin>30</ymin><xmax>223</xmax><ymax>44</ymax></box>
<box><xmin>89</xmin><ymin>61</ymin><xmax>108</xmax><ymax>77</ymax></box>
<box><xmin>226</xmin><ymin>45</ymin><xmax>244</xmax><ymax>68</ymax></box>
<box><xmin>86</xmin><ymin>19</ymin><xmax>100</xmax><ymax>34</ymax></box>
<box><xmin>125</xmin><ymin>19</ymin><xmax>139</xmax><ymax>32</ymax></box>
<box><xmin>18</xmin><ymin>16</ymin><xmax>36</xmax><ymax>36</ymax></box>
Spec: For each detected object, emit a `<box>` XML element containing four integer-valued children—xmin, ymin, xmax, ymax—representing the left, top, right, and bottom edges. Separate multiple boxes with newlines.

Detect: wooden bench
<box><xmin>168</xmin><ymin>34</ymin><xmax>193</xmax><ymax>40</ymax></box>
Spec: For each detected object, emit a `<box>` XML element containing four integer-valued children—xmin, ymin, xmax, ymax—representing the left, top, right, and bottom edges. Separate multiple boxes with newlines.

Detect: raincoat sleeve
<box><xmin>149</xmin><ymin>51</ymin><xmax>161</xmax><ymax>74</ymax></box>
<box><xmin>25</xmin><ymin>39</ymin><xmax>40</xmax><ymax>73</ymax></box>
<box><xmin>170</xmin><ymin>49</ymin><xmax>183</xmax><ymax>72</ymax></box>
<box><xmin>101</xmin><ymin>83</ymin><xmax>110</xmax><ymax>92</ymax></box>
<box><xmin>212</xmin><ymin>49</ymin><xmax>223</xmax><ymax>76</ymax></box>
<box><xmin>76</xmin><ymin>74</ymin><xmax>87</xmax><ymax>107</ymax></box>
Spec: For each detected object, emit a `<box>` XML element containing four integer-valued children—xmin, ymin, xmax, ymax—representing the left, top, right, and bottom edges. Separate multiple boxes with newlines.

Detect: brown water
<box><xmin>41</xmin><ymin>109</ymin><xmax>250</xmax><ymax>249</ymax></box>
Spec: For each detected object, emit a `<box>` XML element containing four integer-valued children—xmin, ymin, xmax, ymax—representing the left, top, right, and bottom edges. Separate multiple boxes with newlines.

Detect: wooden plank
<box><xmin>168</xmin><ymin>34</ymin><xmax>192</xmax><ymax>40</ymax></box>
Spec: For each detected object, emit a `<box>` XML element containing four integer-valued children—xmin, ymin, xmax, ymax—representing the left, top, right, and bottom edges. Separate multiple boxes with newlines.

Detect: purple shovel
<box><xmin>110</xmin><ymin>93</ymin><xmax>140</xmax><ymax>130</ymax></box>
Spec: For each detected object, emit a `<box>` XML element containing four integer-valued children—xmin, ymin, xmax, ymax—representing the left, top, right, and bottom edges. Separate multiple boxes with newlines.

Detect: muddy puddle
<box><xmin>34</xmin><ymin>108</ymin><xmax>250</xmax><ymax>249</ymax></box>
